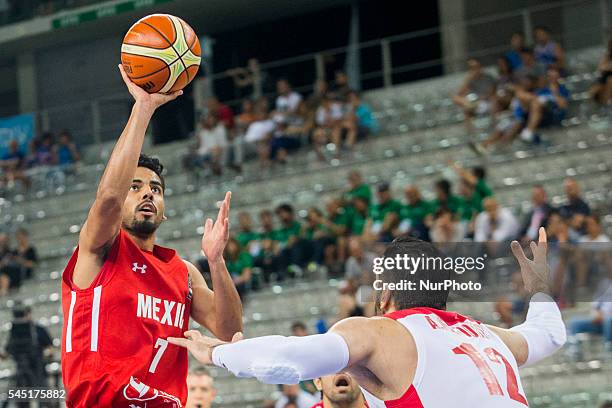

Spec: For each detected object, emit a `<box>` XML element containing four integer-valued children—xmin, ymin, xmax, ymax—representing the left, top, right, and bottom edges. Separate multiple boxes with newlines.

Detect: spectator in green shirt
<box><xmin>348</xmin><ymin>196</ymin><xmax>370</xmax><ymax>237</ymax></box>
<box><xmin>275</xmin><ymin>204</ymin><xmax>308</xmax><ymax>278</ymax></box>
<box><xmin>397</xmin><ymin>185</ymin><xmax>434</xmax><ymax>240</ymax></box>
<box><xmin>431</xmin><ymin>179</ymin><xmax>465</xmax><ymax>216</ymax></box>
<box><xmin>302</xmin><ymin>207</ymin><xmax>335</xmax><ymax>266</ymax></box>
<box><xmin>236</xmin><ymin>211</ymin><xmax>260</xmax><ymax>256</ymax></box>
<box><xmin>449</xmin><ymin>161</ymin><xmax>493</xmax><ymax>211</ymax></box>
<box><xmin>257</xmin><ymin>209</ymin><xmax>280</xmax><ymax>282</ymax></box>
<box><xmin>323</xmin><ymin>197</ymin><xmax>351</xmax><ymax>261</ymax></box>
<box><xmin>345</xmin><ymin>170</ymin><xmax>372</xmax><ymax>205</ymax></box>
<box><xmin>366</xmin><ymin>182</ymin><xmax>402</xmax><ymax>242</ymax></box>
<box><xmin>223</xmin><ymin>237</ymin><xmax>253</xmax><ymax>299</ymax></box>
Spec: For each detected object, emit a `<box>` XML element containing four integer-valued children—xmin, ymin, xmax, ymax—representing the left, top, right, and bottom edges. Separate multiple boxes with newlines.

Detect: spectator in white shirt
<box><xmin>196</xmin><ymin>115</ymin><xmax>227</xmax><ymax>175</ymax></box>
<box><xmin>580</xmin><ymin>215</ymin><xmax>610</xmax><ymax>244</ymax></box>
<box><xmin>275</xmin><ymin>78</ymin><xmax>302</xmax><ymax>116</ymax></box>
<box><xmin>474</xmin><ymin>197</ymin><xmax>520</xmax><ymax>243</ymax></box>
<box><xmin>312</xmin><ymin>94</ymin><xmax>344</xmax><ymax>161</ymax></box>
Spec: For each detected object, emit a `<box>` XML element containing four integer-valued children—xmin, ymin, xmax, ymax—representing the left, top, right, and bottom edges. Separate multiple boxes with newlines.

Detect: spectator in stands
<box><xmin>291</xmin><ymin>321</ymin><xmax>309</xmax><ymax>337</ymax></box>
<box><xmin>590</xmin><ymin>39</ymin><xmax>612</xmax><ymax>106</ymax></box>
<box><xmin>0</xmin><ymin>232</ymin><xmax>22</xmax><ymax>296</ymax></box>
<box><xmin>474</xmin><ymin>197</ymin><xmax>520</xmax><ymax>243</ymax></box>
<box><xmin>397</xmin><ymin>185</ymin><xmax>432</xmax><ymax>240</ymax></box>
<box><xmin>226</xmin><ymin>58</ymin><xmax>265</xmax><ymax>100</ymax></box>
<box><xmin>275</xmin><ymin>204</ymin><xmax>307</xmax><ymax>277</ymax></box>
<box><xmin>449</xmin><ymin>162</ymin><xmax>493</xmax><ymax>210</ymax></box>
<box><xmin>344</xmin><ymin>170</ymin><xmax>372</xmax><ymax>205</ymax></box>
<box><xmin>15</xmin><ymin>228</ymin><xmax>37</xmax><ymax>280</ymax></box>
<box><xmin>528</xmin><ymin>66</ymin><xmax>570</xmax><ymax>135</ymax></box>
<box><xmin>306</xmin><ymin>79</ymin><xmax>329</xmax><ymax>111</ymax></box>
<box><xmin>230</xmin><ymin>98</ymin><xmax>260</xmax><ymax>173</ymax></box>
<box><xmin>430</xmin><ymin>208</ymin><xmax>464</xmax><ymax>244</ymax></box>
<box><xmin>559</xmin><ymin>178</ymin><xmax>590</xmax><ymax>239</ymax></box>
<box><xmin>224</xmin><ymin>237</ymin><xmax>253</xmax><ymax>299</ymax></box>
<box><xmin>505</xmin><ymin>32</ymin><xmax>525</xmax><ymax>70</ymax></box>
<box><xmin>567</xmin><ymin>279</ymin><xmax>612</xmax><ymax>356</ymax></box>
<box><xmin>344</xmin><ymin>90</ymin><xmax>378</xmax><ymax>139</ymax></box>
<box><xmin>55</xmin><ymin>130</ymin><xmax>80</xmax><ymax>169</ymax></box>
<box><xmin>0</xmin><ymin>304</ymin><xmax>54</xmax><ymax>389</ymax></box>
<box><xmin>520</xmin><ymin>185</ymin><xmax>554</xmax><ymax>242</ymax></box>
<box><xmin>365</xmin><ymin>182</ymin><xmax>402</xmax><ymax>242</ymax></box>
<box><xmin>0</xmin><ymin>139</ymin><xmax>28</xmax><ymax>189</ymax></box>
<box><xmin>270</xmin><ymin>116</ymin><xmax>302</xmax><ymax>165</ymax></box>
<box><xmin>275</xmin><ymin>384</ymin><xmax>319</xmax><ymax>408</ymax></box>
<box><xmin>195</xmin><ymin>114</ymin><xmax>228</xmax><ymax>176</ymax></box>
<box><xmin>312</xmin><ymin>94</ymin><xmax>344</xmax><ymax>160</ymax></box>
<box><xmin>347</xmin><ymin>196</ymin><xmax>369</xmax><ymax>237</ymax></box>
<box><xmin>452</xmin><ymin>58</ymin><xmax>497</xmax><ymax>133</ymax></box>
<box><xmin>312</xmin><ymin>373</ymin><xmax>366</xmax><ymax>408</ymax></box>
<box><xmin>244</xmin><ymin>97</ymin><xmax>276</xmax><ymax>169</ymax></box>
<box><xmin>236</xmin><ymin>211</ymin><xmax>260</xmax><ymax>256</ymax></box>
<box><xmin>207</xmin><ymin>96</ymin><xmax>235</xmax><ymax>130</ymax></box>
<box><xmin>275</xmin><ymin>78</ymin><xmax>302</xmax><ymax>117</ymax></box>
<box><xmin>533</xmin><ymin>26</ymin><xmax>565</xmax><ymax>71</ymax></box>
<box><xmin>331</xmin><ymin>70</ymin><xmax>351</xmax><ymax>102</ymax></box>
<box><xmin>579</xmin><ymin>215</ymin><xmax>610</xmax><ymax>244</ymax></box>
<box><xmin>495</xmin><ymin>56</ymin><xmax>516</xmax><ymax>112</ymax></box>
<box><xmin>185</xmin><ymin>366</ymin><xmax>216</xmax><ymax>408</ymax></box>
<box><xmin>257</xmin><ymin>209</ymin><xmax>281</xmax><ymax>282</ymax></box>
<box><xmin>344</xmin><ymin>236</ymin><xmax>375</xmax><ymax>291</ymax></box>
<box><xmin>514</xmin><ymin>47</ymin><xmax>546</xmax><ymax>85</ymax></box>
<box><xmin>302</xmin><ymin>207</ymin><xmax>335</xmax><ymax>268</ymax></box>
<box><xmin>431</xmin><ymin>179</ymin><xmax>463</xmax><ymax>216</ymax></box>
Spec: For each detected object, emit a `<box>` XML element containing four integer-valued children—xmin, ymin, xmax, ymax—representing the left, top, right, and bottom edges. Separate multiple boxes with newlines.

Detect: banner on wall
<box><xmin>0</xmin><ymin>113</ymin><xmax>35</xmax><ymax>158</ymax></box>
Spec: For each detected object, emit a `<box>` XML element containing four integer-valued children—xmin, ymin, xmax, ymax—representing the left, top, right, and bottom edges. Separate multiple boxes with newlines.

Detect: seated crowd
<box><xmin>0</xmin><ymin>129</ymin><xmax>80</xmax><ymax>191</ymax></box>
<box><xmin>183</xmin><ymin>71</ymin><xmax>378</xmax><ymax>178</ymax></box>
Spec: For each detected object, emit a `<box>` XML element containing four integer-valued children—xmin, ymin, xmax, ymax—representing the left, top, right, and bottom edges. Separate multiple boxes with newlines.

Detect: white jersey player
<box><xmin>170</xmin><ymin>228</ymin><xmax>566</xmax><ymax>407</ymax></box>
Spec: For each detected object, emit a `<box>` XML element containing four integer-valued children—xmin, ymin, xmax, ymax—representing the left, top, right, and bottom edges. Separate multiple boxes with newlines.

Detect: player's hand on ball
<box><xmin>168</xmin><ymin>330</ymin><xmax>244</xmax><ymax>365</ymax></box>
<box><xmin>202</xmin><ymin>191</ymin><xmax>232</xmax><ymax>263</ymax></box>
<box><xmin>118</xmin><ymin>64</ymin><xmax>182</xmax><ymax>110</ymax></box>
<box><xmin>510</xmin><ymin>227</ymin><xmax>550</xmax><ymax>295</ymax></box>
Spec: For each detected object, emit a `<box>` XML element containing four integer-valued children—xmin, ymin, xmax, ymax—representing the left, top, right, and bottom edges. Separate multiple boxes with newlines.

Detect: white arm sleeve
<box><xmin>211</xmin><ymin>332</ymin><xmax>350</xmax><ymax>384</ymax></box>
<box><xmin>510</xmin><ymin>292</ymin><xmax>567</xmax><ymax>366</ymax></box>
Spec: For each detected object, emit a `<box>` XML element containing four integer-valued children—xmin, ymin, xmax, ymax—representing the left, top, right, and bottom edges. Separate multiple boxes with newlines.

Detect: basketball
<box><xmin>120</xmin><ymin>14</ymin><xmax>201</xmax><ymax>93</ymax></box>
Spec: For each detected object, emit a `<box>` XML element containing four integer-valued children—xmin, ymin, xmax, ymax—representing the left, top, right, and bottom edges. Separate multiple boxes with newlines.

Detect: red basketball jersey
<box><xmin>61</xmin><ymin>229</ymin><xmax>192</xmax><ymax>407</ymax></box>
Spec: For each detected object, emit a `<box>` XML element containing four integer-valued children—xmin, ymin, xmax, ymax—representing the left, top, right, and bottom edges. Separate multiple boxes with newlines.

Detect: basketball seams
<box><xmin>168</xmin><ymin>16</ymin><xmax>190</xmax><ymax>81</ymax></box>
<box><xmin>141</xmin><ymin>17</ymin><xmax>184</xmax><ymax>90</ymax></box>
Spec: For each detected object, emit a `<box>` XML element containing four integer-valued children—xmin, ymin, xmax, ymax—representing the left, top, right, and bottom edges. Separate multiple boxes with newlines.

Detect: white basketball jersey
<box><xmin>360</xmin><ymin>308</ymin><xmax>529</xmax><ymax>408</ymax></box>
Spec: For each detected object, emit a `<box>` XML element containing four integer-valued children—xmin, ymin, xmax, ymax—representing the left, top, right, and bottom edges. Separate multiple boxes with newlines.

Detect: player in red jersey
<box><xmin>310</xmin><ymin>373</ymin><xmax>367</xmax><ymax>408</ymax></box>
<box><xmin>60</xmin><ymin>65</ymin><xmax>243</xmax><ymax>408</ymax></box>
<box><xmin>171</xmin><ymin>228</ymin><xmax>567</xmax><ymax>407</ymax></box>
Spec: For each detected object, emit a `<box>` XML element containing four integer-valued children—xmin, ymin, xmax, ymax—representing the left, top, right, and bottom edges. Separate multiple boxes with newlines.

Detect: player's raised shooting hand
<box><xmin>118</xmin><ymin>64</ymin><xmax>182</xmax><ymax>111</ymax></box>
<box><xmin>167</xmin><ymin>330</ymin><xmax>244</xmax><ymax>365</ymax></box>
<box><xmin>510</xmin><ymin>227</ymin><xmax>551</xmax><ymax>296</ymax></box>
<box><xmin>202</xmin><ymin>191</ymin><xmax>232</xmax><ymax>263</ymax></box>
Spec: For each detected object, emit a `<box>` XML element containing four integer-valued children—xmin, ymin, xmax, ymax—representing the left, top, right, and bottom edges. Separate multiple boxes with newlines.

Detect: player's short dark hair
<box><xmin>379</xmin><ymin>236</ymin><xmax>451</xmax><ymax>310</ymax></box>
<box><xmin>189</xmin><ymin>365</ymin><xmax>212</xmax><ymax>377</ymax></box>
<box><xmin>138</xmin><ymin>154</ymin><xmax>165</xmax><ymax>191</ymax></box>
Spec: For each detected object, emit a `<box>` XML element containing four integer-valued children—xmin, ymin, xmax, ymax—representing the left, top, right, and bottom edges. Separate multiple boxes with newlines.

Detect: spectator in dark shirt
<box><xmin>559</xmin><ymin>178</ymin><xmax>590</xmax><ymax>239</ymax></box>
<box><xmin>520</xmin><ymin>185</ymin><xmax>554</xmax><ymax>242</ymax></box>
<box><xmin>505</xmin><ymin>32</ymin><xmax>525</xmax><ymax>70</ymax></box>
<box><xmin>590</xmin><ymin>39</ymin><xmax>612</xmax><ymax>105</ymax></box>
<box><xmin>452</xmin><ymin>58</ymin><xmax>498</xmax><ymax>133</ymax></box>
<box><xmin>35</xmin><ymin>132</ymin><xmax>56</xmax><ymax>166</ymax></box>
<box><xmin>0</xmin><ymin>232</ymin><xmax>22</xmax><ymax>296</ymax></box>
<box><xmin>331</xmin><ymin>70</ymin><xmax>351</xmax><ymax>102</ymax></box>
<box><xmin>0</xmin><ymin>305</ymin><xmax>54</xmax><ymax>388</ymax></box>
<box><xmin>15</xmin><ymin>228</ymin><xmax>37</xmax><ymax>280</ymax></box>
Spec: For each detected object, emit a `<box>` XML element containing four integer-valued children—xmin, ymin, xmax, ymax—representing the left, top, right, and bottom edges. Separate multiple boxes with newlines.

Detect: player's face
<box><xmin>186</xmin><ymin>374</ymin><xmax>216</xmax><ymax>408</ymax></box>
<box><xmin>317</xmin><ymin>373</ymin><xmax>362</xmax><ymax>403</ymax></box>
<box><xmin>121</xmin><ymin>167</ymin><xmax>165</xmax><ymax>237</ymax></box>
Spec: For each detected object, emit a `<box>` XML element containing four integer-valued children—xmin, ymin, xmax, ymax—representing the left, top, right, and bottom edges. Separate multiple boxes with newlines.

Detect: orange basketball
<box><xmin>121</xmin><ymin>14</ymin><xmax>201</xmax><ymax>93</ymax></box>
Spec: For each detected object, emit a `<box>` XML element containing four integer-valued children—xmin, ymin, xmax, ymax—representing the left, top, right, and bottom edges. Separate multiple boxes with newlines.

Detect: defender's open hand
<box><xmin>201</xmin><ymin>191</ymin><xmax>232</xmax><ymax>263</ymax></box>
<box><xmin>510</xmin><ymin>227</ymin><xmax>550</xmax><ymax>295</ymax></box>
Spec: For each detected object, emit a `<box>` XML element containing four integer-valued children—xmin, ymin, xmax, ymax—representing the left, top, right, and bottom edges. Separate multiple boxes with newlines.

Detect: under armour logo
<box><xmin>132</xmin><ymin>263</ymin><xmax>148</xmax><ymax>274</ymax></box>
<box><xmin>129</xmin><ymin>405</ymin><xmax>142</xmax><ymax>408</ymax></box>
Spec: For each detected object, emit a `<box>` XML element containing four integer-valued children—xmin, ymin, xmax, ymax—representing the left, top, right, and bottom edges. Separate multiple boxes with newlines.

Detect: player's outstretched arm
<box><xmin>168</xmin><ymin>317</ymin><xmax>381</xmax><ymax>384</ymax></box>
<box><xmin>487</xmin><ymin>227</ymin><xmax>567</xmax><ymax>366</ymax></box>
<box><xmin>74</xmin><ymin>65</ymin><xmax>182</xmax><ymax>288</ymax></box>
<box><xmin>189</xmin><ymin>192</ymin><xmax>243</xmax><ymax>341</ymax></box>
